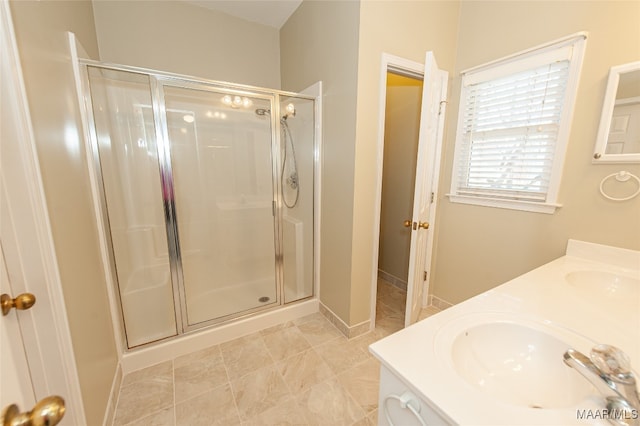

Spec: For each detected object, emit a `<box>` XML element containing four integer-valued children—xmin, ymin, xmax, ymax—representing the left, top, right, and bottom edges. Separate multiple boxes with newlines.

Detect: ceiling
<box><xmin>185</xmin><ymin>1</ymin><xmax>303</xmax><ymax>29</ymax></box>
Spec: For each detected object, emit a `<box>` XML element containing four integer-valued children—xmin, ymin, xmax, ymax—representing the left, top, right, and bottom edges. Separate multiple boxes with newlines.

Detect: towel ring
<box><xmin>599</xmin><ymin>171</ymin><xmax>640</xmax><ymax>201</ymax></box>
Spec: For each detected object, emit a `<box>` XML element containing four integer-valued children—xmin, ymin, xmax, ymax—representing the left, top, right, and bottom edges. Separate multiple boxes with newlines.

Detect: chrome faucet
<box><xmin>564</xmin><ymin>344</ymin><xmax>640</xmax><ymax>426</ymax></box>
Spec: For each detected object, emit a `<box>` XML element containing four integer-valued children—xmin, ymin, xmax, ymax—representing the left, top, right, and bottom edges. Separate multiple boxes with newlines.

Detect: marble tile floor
<box><xmin>112</xmin><ymin>280</ymin><xmax>440</xmax><ymax>426</ymax></box>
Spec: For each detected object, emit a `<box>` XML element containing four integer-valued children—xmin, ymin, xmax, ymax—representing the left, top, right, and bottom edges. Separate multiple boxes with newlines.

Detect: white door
<box><xmin>404</xmin><ymin>52</ymin><xmax>448</xmax><ymax>326</ymax></box>
<box><xmin>1</xmin><ymin>1</ymin><xmax>83</xmax><ymax>423</ymax></box>
<box><xmin>0</xmin><ymin>243</ymin><xmax>36</xmax><ymax>413</ymax></box>
<box><xmin>0</xmin><ymin>204</ymin><xmax>66</xmax><ymax>425</ymax></box>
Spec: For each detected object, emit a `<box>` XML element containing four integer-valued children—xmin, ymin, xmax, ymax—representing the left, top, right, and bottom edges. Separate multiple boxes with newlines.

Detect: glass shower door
<box><xmin>160</xmin><ymin>84</ymin><xmax>278</xmax><ymax>327</ymax></box>
<box><xmin>86</xmin><ymin>67</ymin><xmax>177</xmax><ymax>347</ymax></box>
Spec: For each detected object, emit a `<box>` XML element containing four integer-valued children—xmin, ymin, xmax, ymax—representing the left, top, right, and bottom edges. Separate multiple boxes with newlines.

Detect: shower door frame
<box><xmin>153</xmin><ymin>78</ymin><xmax>284</xmax><ymax>333</ymax></box>
<box><xmin>77</xmin><ymin>59</ymin><xmax>318</xmax><ymax>348</ymax></box>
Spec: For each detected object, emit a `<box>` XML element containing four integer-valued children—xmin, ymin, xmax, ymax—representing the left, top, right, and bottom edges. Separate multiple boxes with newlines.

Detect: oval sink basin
<box><xmin>451</xmin><ymin>322</ymin><xmax>594</xmax><ymax>409</ymax></box>
<box><xmin>565</xmin><ymin>270</ymin><xmax>640</xmax><ymax>311</ymax></box>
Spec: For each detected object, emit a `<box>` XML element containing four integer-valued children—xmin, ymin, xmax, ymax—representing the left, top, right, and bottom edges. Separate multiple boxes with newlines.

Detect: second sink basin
<box><xmin>565</xmin><ymin>270</ymin><xmax>639</xmax><ymax>311</ymax></box>
<box><xmin>450</xmin><ymin>321</ymin><xmax>595</xmax><ymax>409</ymax></box>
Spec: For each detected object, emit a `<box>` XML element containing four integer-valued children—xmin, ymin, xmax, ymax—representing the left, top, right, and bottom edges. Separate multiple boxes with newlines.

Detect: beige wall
<box><xmin>378</xmin><ymin>74</ymin><xmax>423</xmax><ymax>283</ymax></box>
<box><xmin>280</xmin><ymin>0</ymin><xmax>361</xmax><ymax>322</ymax></box>
<box><xmin>92</xmin><ymin>1</ymin><xmax>281</xmax><ymax>88</ymax></box>
<box><xmin>8</xmin><ymin>1</ymin><xmax>118</xmax><ymax>424</ymax></box>
<box><xmin>433</xmin><ymin>1</ymin><xmax>640</xmax><ymax>304</ymax></box>
<box><xmin>350</xmin><ymin>1</ymin><xmax>461</xmax><ymax>324</ymax></box>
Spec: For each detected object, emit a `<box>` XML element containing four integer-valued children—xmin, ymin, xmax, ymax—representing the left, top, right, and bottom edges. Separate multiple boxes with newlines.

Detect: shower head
<box><xmin>283</xmin><ymin>103</ymin><xmax>296</xmax><ymax>119</ymax></box>
<box><xmin>255</xmin><ymin>108</ymin><xmax>270</xmax><ymax>116</ymax></box>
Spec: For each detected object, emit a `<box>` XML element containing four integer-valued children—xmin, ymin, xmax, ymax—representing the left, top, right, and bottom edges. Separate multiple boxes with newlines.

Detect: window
<box><xmin>449</xmin><ymin>33</ymin><xmax>587</xmax><ymax>213</ymax></box>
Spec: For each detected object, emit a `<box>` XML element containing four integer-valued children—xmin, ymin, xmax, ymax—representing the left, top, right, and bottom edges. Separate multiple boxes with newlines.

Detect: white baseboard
<box><xmin>319</xmin><ymin>301</ymin><xmax>370</xmax><ymax>339</ymax></box>
<box><xmin>428</xmin><ymin>294</ymin><xmax>454</xmax><ymax>310</ymax></box>
<box><xmin>377</xmin><ymin>269</ymin><xmax>407</xmax><ymax>291</ymax></box>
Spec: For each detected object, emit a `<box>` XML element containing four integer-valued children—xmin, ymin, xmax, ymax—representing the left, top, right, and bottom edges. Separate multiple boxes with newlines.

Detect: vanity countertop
<box><xmin>369</xmin><ymin>240</ymin><xmax>640</xmax><ymax>425</ymax></box>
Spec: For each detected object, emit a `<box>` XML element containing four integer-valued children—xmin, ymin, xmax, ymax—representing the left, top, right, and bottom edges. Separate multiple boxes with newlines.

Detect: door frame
<box><xmin>369</xmin><ymin>52</ymin><xmax>444</xmax><ymax>329</ymax></box>
<box><xmin>1</xmin><ymin>1</ymin><xmax>85</xmax><ymax>423</ymax></box>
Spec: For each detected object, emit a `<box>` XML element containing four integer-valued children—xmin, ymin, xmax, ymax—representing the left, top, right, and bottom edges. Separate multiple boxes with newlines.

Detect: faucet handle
<box><xmin>590</xmin><ymin>344</ymin><xmax>634</xmax><ymax>381</ymax></box>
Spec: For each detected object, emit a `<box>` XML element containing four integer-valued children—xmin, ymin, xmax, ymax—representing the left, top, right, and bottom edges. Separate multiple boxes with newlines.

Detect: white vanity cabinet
<box><xmin>378</xmin><ymin>365</ymin><xmax>453</xmax><ymax>426</ymax></box>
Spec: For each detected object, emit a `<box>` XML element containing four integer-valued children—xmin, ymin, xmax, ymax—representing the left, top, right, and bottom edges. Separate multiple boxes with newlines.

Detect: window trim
<box><xmin>448</xmin><ymin>32</ymin><xmax>588</xmax><ymax>214</ymax></box>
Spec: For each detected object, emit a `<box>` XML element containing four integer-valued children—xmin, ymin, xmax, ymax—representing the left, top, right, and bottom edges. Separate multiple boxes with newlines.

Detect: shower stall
<box><xmin>78</xmin><ymin>62</ymin><xmax>318</xmax><ymax>348</ymax></box>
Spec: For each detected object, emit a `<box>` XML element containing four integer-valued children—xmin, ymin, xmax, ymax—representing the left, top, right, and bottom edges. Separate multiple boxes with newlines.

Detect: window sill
<box><xmin>447</xmin><ymin>194</ymin><xmax>562</xmax><ymax>214</ymax></box>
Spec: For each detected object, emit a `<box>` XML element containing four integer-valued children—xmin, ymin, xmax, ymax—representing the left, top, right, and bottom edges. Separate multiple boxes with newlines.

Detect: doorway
<box><xmin>376</xmin><ymin>71</ymin><xmax>424</xmax><ymax>333</ymax></box>
<box><xmin>371</xmin><ymin>52</ymin><xmax>449</xmax><ymax>333</ymax></box>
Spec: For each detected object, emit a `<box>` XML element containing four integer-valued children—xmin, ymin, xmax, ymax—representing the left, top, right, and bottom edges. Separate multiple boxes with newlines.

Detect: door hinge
<box><xmin>272</xmin><ymin>200</ymin><xmax>276</xmax><ymax>216</ymax></box>
<box><xmin>438</xmin><ymin>100</ymin><xmax>448</xmax><ymax>115</ymax></box>
<box><xmin>430</xmin><ymin>192</ymin><xmax>435</xmax><ymax>203</ymax></box>
<box><xmin>423</xmin><ymin>271</ymin><xmax>427</xmax><ymax>281</ymax></box>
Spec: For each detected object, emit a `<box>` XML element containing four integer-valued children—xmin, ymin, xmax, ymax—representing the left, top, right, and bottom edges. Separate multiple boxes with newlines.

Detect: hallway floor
<box><xmin>112</xmin><ymin>279</ymin><xmax>440</xmax><ymax>426</ymax></box>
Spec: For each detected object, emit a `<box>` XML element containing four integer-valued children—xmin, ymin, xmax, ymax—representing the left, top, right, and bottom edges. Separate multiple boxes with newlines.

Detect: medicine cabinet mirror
<box><xmin>593</xmin><ymin>61</ymin><xmax>640</xmax><ymax>163</ymax></box>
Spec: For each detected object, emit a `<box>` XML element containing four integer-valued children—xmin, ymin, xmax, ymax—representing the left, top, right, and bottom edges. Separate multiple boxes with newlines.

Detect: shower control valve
<box><xmin>286</xmin><ymin>173</ymin><xmax>299</xmax><ymax>189</ymax></box>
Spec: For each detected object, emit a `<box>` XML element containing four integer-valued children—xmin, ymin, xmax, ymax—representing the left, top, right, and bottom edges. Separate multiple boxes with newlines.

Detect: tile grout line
<box><xmin>261</xmin><ymin>324</ymin><xmax>321</xmax><ymax>422</ymax></box>
<box><xmin>115</xmin><ymin>362</ymin><xmax>175</xmax><ymax>426</ymax></box>
<box><xmin>172</xmin><ymin>359</ymin><xmax>176</xmax><ymax>426</ymax></box>
<box><xmin>266</xmin><ymin>335</ymin><xmax>314</xmax><ymax>422</ymax></box>
<box><xmin>223</xmin><ymin>355</ymin><xmax>242</xmax><ymax>424</ymax></box>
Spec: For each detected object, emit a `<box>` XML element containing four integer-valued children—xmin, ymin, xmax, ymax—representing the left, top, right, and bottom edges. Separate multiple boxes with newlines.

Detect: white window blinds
<box><xmin>458</xmin><ymin>61</ymin><xmax>569</xmax><ymax>201</ymax></box>
<box><xmin>450</xmin><ymin>34</ymin><xmax>586</xmax><ymax>213</ymax></box>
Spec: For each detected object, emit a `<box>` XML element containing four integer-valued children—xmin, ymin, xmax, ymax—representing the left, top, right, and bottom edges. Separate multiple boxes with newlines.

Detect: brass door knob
<box><xmin>403</xmin><ymin>220</ymin><xmax>412</xmax><ymax>228</ymax></box>
<box><xmin>418</xmin><ymin>221</ymin><xmax>430</xmax><ymax>230</ymax></box>
<box><xmin>2</xmin><ymin>396</ymin><xmax>65</xmax><ymax>426</ymax></box>
<box><xmin>1</xmin><ymin>293</ymin><xmax>36</xmax><ymax>316</ymax></box>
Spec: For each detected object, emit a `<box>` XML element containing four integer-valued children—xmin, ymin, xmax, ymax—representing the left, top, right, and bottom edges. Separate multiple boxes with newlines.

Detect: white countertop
<box><xmin>370</xmin><ymin>240</ymin><xmax>640</xmax><ymax>425</ymax></box>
